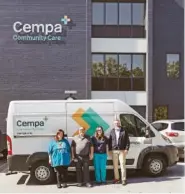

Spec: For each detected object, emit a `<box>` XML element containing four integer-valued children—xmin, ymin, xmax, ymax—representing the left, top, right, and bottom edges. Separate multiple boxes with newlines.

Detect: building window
<box><xmin>132</xmin><ymin>55</ymin><xmax>145</xmax><ymax>90</ymax></box>
<box><xmin>132</xmin><ymin>3</ymin><xmax>145</xmax><ymax>25</ymax></box>
<box><xmin>92</xmin><ymin>2</ymin><xmax>145</xmax><ymax>26</ymax></box>
<box><xmin>92</xmin><ymin>3</ymin><xmax>104</xmax><ymax>25</ymax></box>
<box><xmin>119</xmin><ymin>3</ymin><xmax>131</xmax><ymax>25</ymax></box>
<box><xmin>166</xmin><ymin>54</ymin><xmax>180</xmax><ymax>78</ymax></box>
<box><xmin>105</xmin><ymin>3</ymin><xmax>118</xmax><ymax>25</ymax></box>
<box><xmin>92</xmin><ymin>2</ymin><xmax>146</xmax><ymax>38</ymax></box>
<box><xmin>154</xmin><ymin>106</ymin><xmax>168</xmax><ymax>121</ymax></box>
<box><xmin>92</xmin><ymin>54</ymin><xmax>104</xmax><ymax>91</ymax></box>
<box><xmin>119</xmin><ymin>54</ymin><xmax>131</xmax><ymax>90</ymax></box>
<box><xmin>92</xmin><ymin>53</ymin><xmax>145</xmax><ymax>91</ymax></box>
<box><xmin>105</xmin><ymin>54</ymin><xmax>118</xmax><ymax>90</ymax></box>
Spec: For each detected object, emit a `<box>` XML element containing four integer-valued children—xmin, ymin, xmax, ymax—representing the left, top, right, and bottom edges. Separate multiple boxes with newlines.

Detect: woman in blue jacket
<box><xmin>48</xmin><ymin>129</ymin><xmax>71</xmax><ymax>188</ymax></box>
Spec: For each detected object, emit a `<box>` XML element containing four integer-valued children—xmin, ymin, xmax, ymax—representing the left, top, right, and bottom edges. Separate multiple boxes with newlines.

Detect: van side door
<box><xmin>119</xmin><ymin>113</ymin><xmax>154</xmax><ymax>168</ymax></box>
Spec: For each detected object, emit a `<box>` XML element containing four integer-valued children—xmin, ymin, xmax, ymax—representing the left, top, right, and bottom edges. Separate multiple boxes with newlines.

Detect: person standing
<box><xmin>48</xmin><ymin>129</ymin><xmax>71</xmax><ymax>188</ymax></box>
<box><xmin>71</xmin><ymin>127</ymin><xmax>93</xmax><ymax>188</ymax></box>
<box><xmin>91</xmin><ymin>126</ymin><xmax>108</xmax><ymax>185</ymax></box>
<box><xmin>108</xmin><ymin>120</ymin><xmax>130</xmax><ymax>186</ymax></box>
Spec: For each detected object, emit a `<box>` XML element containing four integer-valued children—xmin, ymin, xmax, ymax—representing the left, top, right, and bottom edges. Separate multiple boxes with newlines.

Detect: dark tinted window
<box><xmin>171</xmin><ymin>122</ymin><xmax>184</xmax><ymax>131</ymax></box>
<box><xmin>152</xmin><ymin>123</ymin><xmax>168</xmax><ymax>131</ymax></box>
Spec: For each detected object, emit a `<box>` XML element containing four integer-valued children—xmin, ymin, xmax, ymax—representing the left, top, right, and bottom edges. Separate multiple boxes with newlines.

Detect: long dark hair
<box><xmin>95</xmin><ymin>126</ymin><xmax>105</xmax><ymax>140</ymax></box>
<box><xmin>55</xmin><ymin>129</ymin><xmax>65</xmax><ymax>141</ymax></box>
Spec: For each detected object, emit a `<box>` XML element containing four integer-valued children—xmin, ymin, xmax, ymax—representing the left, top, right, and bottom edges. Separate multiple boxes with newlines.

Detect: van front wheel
<box><xmin>143</xmin><ymin>155</ymin><xmax>167</xmax><ymax>177</ymax></box>
<box><xmin>31</xmin><ymin>161</ymin><xmax>55</xmax><ymax>185</ymax></box>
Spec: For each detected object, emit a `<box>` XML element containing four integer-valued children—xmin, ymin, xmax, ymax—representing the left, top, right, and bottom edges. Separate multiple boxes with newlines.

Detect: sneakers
<box><xmin>122</xmin><ymin>180</ymin><xmax>127</xmax><ymax>186</ymax></box>
<box><xmin>113</xmin><ymin>179</ymin><xmax>120</xmax><ymax>184</ymax></box>
<box><xmin>86</xmin><ymin>183</ymin><xmax>93</xmax><ymax>188</ymax></box>
<box><xmin>62</xmin><ymin>183</ymin><xmax>68</xmax><ymax>188</ymax></box>
<box><xmin>57</xmin><ymin>183</ymin><xmax>61</xmax><ymax>188</ymax></box>
<box><xmin>77</xmin><ymin>183</ymin><xmax>83</xmax><ymax>187</ymax></box>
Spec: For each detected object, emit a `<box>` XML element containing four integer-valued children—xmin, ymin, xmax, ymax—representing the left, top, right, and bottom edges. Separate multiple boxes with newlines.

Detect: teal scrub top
<box><xmin>48</xmin><ymin>138</ymin><xmax>71</xmax><ymax>167</ymax></box>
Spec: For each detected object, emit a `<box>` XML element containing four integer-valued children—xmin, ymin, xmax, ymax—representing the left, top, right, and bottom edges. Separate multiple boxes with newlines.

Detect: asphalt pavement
<box><xmin>0</xmin><ymin>159</ymin><xmax>184</xmax><ymax>193</ymax></box>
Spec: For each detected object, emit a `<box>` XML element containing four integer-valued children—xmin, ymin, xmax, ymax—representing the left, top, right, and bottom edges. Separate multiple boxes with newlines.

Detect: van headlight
<box><xmin>161</xmin><ymin>134</ymin><xmax>172</xmax><ymax>143</ymax></box>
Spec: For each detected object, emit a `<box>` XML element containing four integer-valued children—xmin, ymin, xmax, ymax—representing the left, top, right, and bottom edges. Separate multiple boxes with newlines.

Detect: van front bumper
<box><xmin>7</xmin><ymin>155</ymin><xmax>29</xmax><ymax>171</ymax></box>
<box><xmin>165</xmin><ymin>145</ymin><xmax>179</xmax><ymax>166</ymax></box>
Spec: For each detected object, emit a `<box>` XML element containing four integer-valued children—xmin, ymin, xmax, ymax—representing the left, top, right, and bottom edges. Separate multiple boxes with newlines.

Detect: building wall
<box><xmin>152</xmin><ymin>0</ymin><xmax>184</xmax><ymax>120</ymax></box>
<box><xmin>0</xmin><ymin>0</ymin><xmax>92</xmax><ymax>132</ymax></box>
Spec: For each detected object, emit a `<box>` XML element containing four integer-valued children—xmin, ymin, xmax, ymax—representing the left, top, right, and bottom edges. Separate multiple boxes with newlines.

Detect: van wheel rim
<box><xmin>35</xmin><ymin>166</ymin><xmax>50</xmax><ymax>181</ymax></box>
<box><xmin>149</xmin><ymin>159</ymin><xmax>163</xmax><ymax>174</ymax></box>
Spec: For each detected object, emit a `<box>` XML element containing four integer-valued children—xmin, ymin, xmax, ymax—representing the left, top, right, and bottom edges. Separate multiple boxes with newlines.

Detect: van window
<box><xmin>152</xmin><ymin>123</ymin><xmax>168</xmax><ymax>131</ymax></box>
<box><xmin>171</xmin><ymin>122</ymin><xmax>184</xmax><ymax>131</ymax></box>
<box><xmin>120</xmin><ymin>114</ymin><xmax>147</xmax><ymax>137</ymax></box>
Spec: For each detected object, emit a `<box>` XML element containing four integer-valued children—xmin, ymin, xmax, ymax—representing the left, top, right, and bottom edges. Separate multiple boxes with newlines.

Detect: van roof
<box><xmin>9</xmin><ymin>99</ymin><xmax>125</xmax><ymax>104</ymax></box>
<box><xmin>8</xmin><ymin>99</ymin><xmax>134</xmax><ymax>115</ymax></box>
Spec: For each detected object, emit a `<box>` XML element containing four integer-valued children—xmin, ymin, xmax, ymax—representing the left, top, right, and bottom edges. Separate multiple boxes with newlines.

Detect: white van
<box><xmin>6</xmin><ymin>99</ymin><xmax>178</xmax><ymax>184</ymax></box>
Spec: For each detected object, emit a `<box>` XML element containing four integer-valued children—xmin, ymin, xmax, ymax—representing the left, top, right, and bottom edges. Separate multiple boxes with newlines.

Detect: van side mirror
<box><xmin>144</xmin><ymin>126</ymin><xmax>155</xmax><ymax>138</ymax></box>
<box><xmin>145</xmin><ymin>128</ymin><xmax>150</xmax><ymax>138</ymax></box>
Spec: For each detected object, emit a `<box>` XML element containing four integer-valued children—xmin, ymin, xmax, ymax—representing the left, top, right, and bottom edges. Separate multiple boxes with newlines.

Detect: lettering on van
<box><xmin>16</xmin><ymin>120</ymin><xmax>44</xmax><ymax>128</ymax></box>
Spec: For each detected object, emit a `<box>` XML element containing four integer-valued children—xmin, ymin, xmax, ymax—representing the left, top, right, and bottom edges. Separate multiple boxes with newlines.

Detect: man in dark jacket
<box><xmin>108</xmin><ymin>119</ymin><xmax>130</xmax><ymax>185</ymax></box>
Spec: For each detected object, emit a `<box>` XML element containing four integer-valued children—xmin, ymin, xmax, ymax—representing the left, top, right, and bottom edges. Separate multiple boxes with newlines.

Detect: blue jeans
<box><xmin>93</xmin><ymin>153</ymin><xmax>107</xmax><ymax>183</ymax></box>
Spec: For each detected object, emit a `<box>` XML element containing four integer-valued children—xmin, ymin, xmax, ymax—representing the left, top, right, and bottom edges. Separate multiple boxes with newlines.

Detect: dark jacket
<box><xmin>108</xmin><ymin>128</ymin><xmax>130</xmax><ymax>151</ymax></box>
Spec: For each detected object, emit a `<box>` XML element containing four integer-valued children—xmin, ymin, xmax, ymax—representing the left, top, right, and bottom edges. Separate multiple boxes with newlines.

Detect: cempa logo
<box><xmin>12</xmin><ymin>15</ymin><xmax>73</xmax><ymax>43</ymax></box>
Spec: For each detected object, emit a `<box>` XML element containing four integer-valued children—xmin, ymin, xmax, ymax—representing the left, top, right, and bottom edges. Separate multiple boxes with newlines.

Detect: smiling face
<box><xmin>96</xmin><ymin>127</ymin><xmax>103</xmax><ymax>135</ymax></box>
<box><xmin>79</xmin><ymin>127</ymin><xmax>85</xmax><ymax>137</ymax></box>
<box><xmin>114</xmin><ymin>120</ymin><xmax>121</xmax><ymax>128</ymax></box>
<box><xmin>57</xmin><ymin>131</ymin><xmax>64</xmax><ymax>140</ymax></box>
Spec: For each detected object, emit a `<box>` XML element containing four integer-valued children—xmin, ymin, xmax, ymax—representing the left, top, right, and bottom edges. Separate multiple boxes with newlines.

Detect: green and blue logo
<box><xmin>72</xmin><ymin>108</ymin><xmax>110</xmax><ymax>136</ymax></box>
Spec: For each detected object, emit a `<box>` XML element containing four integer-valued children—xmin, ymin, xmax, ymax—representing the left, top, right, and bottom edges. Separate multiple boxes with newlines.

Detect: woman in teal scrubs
<box><xmin>48</xmin><ymin>129</ymin><xmax>71</xmax><ymax>188</ymax></box>
<box><xmin>92</xmin><ymin>126</ymin><xmax>108</xmax><ymax>185</ymax></box>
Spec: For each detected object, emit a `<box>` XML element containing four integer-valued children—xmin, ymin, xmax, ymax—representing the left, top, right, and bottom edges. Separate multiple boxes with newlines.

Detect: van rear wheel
<box><xmin>31</xmin><ymin>161</ymin><xmax>55</xmax><ymax>185</ymax></box>
<box><xmin>143</xmin><ymin>155</ymin><xmax>167</xmax><ymax>177</ymax></box>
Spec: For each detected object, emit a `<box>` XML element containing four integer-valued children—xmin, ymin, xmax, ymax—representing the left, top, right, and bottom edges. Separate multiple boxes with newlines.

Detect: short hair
<box><xmin>55</xmin><ymin>129</ymin><xmax>65</xmax><ymax>141</ymax></box>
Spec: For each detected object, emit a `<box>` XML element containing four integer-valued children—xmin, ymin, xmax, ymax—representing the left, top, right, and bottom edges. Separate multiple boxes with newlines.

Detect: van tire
<box><xmin>143</xmin><ymin>155</ymin><xmax>167</xmax><ymax>177</ymax></box>
<box><xmin>31</xmin><ymin>161</ymin><xmax>55</xmax><ymax>185</ymax></box>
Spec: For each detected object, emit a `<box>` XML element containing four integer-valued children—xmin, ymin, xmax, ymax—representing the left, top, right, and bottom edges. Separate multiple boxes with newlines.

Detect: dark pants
<box><xmin>54</xmin><ymin>166</ymin><xmax>68</xmax><ymax>184</ymax></box>
<box><xmin>75</xmin><ymin>155</ymin><xmax>90</xmax><ymax>184</ymax></box>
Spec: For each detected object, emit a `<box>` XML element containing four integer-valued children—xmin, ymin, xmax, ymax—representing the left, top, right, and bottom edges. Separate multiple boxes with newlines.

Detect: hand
<box><xmin>89</xmin><ymin>154</ymin><xmax>93</xmax><ymax>160</ymax></box>
<box><xmin>123</xmin><ymin>150</ymin><xmax>128</xmax><ymax>155</ymax></box>
<box><xmin>49</xmin><ymin>158</ymin><xmax>52</xmax><ymax>165</ymax></box>
<box><xmin>109</xmin><ymin>151</ymin><xmax>112</xmax><ymax>157</ymax></box>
